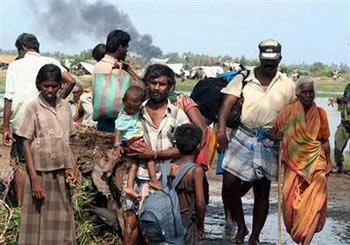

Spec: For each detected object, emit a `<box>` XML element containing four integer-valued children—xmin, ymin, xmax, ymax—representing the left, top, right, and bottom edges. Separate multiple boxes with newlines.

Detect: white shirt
<box><xmin>4</xmin><ymin>51</ymin><xmax>66</xmax><ymax>133</ymax></box>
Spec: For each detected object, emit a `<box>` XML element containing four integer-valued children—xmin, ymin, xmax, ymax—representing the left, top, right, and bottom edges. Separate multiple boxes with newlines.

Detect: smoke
<box><xmin>30</xmin><ymin>0</ymin><xmax>162</xmax><ymax>58</ymax></box>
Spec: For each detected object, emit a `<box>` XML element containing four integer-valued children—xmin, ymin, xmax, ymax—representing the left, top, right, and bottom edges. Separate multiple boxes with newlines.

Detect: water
<box><xmin>203</xmin><ymin>176</ymin><xmax>350</xmax><ymax>244</ymax></box>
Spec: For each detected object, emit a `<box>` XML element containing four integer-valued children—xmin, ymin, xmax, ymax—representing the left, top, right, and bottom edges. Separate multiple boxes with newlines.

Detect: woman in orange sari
<box><xmin>272</xmin><ymin>77</ymin><xmax>332</xmax><ymax>244</ymax></box>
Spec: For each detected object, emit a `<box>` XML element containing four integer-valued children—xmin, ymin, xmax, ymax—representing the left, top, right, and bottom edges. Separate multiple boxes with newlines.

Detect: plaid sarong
<box><xmin>222</xmin><ymin>126</ymin><xmax>278</xmax><ymax>182</ymax></box>
<box><xmin>18</xmin><ymin>169</ymin><xmax>76</xmax><ymax>245</ymax></box>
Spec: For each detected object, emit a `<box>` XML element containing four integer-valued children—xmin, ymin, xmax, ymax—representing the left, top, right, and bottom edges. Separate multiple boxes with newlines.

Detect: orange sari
<box><xmin>275</xmin><ymin>100</ymin><xmax>330</xmax><ymax>243</ymax></box>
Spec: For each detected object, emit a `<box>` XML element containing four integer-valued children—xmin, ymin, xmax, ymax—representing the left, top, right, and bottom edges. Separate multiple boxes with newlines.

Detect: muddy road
<box><xmin>202</xmin><ymin>171</ymin><xmax>350</xmax><ymax>244</ymax></box>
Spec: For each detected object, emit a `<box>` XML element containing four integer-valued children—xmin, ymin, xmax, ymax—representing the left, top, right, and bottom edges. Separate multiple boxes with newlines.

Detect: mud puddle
<box><xmin>202</xmin><ymin>172</ymin><xmax>350</xmax><ymax>244</ymax></box>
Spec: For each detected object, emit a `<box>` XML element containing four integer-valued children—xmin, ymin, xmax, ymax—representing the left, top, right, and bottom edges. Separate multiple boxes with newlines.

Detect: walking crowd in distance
<box><xmin>1</xmin><ymin>29</ymin><xmax>339</xmax><ymax>245</ymax></box>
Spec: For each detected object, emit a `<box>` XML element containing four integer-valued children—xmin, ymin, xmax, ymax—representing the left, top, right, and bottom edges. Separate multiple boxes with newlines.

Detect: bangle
<box><xmin>217</xmin><ymin>131</ymin><xmax>226</xmax><ymax>135</ymax></box>
<box><xmin>153</xmin><ymin>150</ymin><xmax>157</xmax><ymax>160</ymax></box>
<box><xmin>113</xmin><ymin>142</ymin><xmax>121</xmax><ymax>148</ymax></box>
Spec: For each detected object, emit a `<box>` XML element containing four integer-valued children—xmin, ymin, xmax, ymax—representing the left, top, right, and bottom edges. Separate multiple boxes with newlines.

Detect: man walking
<box><xmin>217</xmin><ymin>39</ymin><xmax>295</xmax><ymax>244</ymax></box>
<box><xmin>2</xmin><ymin>33</ymin><xmax>76</xmax><ymax>206</ymax></box>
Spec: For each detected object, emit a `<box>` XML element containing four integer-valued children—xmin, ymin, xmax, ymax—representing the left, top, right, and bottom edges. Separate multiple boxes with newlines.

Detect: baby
<box><xmin>113</xmin><ymin>86</ymin><xmax>161</xmax><ymax>199</ymax></box>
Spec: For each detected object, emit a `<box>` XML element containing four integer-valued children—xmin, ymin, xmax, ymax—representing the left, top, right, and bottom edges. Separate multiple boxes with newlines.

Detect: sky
<box><xmin>0</xmin><ymin>0</ymin><xmax>349</xmax><ymax>65</ymax></box>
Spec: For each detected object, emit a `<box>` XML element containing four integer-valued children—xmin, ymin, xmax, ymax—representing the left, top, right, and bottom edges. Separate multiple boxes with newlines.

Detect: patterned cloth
<box><xmin>222</xmin><ymin>126</ymin><xmax>278</xmax><ymax>182</ymax></box>
<box><xmin>275</xmin><ymin>100</ymin><xmax>330</xmax><ymax>243</ymax></box>
<box><xmin>18</xmin><ymin>170</ymin><xmax>76</xmax><ymax>245</ymax></box>
<box><xmin>16</xmin><ymin>94</ymin><xmax>76</xmax><ymax>171</ymax></box>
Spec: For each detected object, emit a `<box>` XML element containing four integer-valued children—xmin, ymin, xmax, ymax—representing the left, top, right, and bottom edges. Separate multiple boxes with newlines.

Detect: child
<box><xmin>171</xmin><ymin>123</ymin><xmax>206</xmax><ymax>244</ymax></box>
<box><xmin>113</xmin><ymin>86</ymin><xmax>161</xmax><ymax>199</ymax></box>
<box><xmin>17</xmin><ymin>64</ymin><xmax>77</xmax><ymax>244</ymax></box>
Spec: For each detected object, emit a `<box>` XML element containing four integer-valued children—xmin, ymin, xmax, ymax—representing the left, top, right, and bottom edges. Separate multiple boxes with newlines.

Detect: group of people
<box><xmin>1</xmin><ymin>29</ymin><xmax>336</xmax><ymax>245</ymax></box>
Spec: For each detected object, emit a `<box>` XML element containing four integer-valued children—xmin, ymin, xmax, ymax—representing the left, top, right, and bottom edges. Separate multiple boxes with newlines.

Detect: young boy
<box><xmin>113</xmin><ymin>86</ymin><xmax>161</xmax><ymax>199</ymax></box>
<box><xmin>170</xmin><ymin>123</ymin><xmax>207</xmax><ymax>244</ymax></box>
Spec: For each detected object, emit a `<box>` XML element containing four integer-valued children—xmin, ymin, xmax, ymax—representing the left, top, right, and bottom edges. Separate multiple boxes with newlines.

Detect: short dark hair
<box><xmin>36</xmin><ymin>64</ymin><xmax>62</xmax><ymax>90</ymax></box>
<box><xmin>92</xmin><ymin>43</ymin><xmax>106</xmax><ymax>62</ymax></box>
<box><xmin>15</xmin><ymin>33</ymin><xmax>40</xmax><ymax>53</ymax></box>
<box><xmin>174</xmin><ymin>124</ymin><xmax>202</xmax><ymax>155</ymax></box>
<box><xmin>123</xmin><ymin>85</ymin><xmax>146</xmax><ymax>103</ymax></box>
<box><xmin>143</xmin><ymin>64</ymin><xmax>176</xmax><ymax>87</ymax></box>
<box><xmin>106</xmin><ymin>30</ymin><xmax>130</xmax><ymax>53</ymax></box>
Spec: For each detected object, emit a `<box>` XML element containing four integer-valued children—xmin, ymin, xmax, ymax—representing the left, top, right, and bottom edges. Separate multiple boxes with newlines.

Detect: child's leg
<box><xmin>147</xmin><ymin>160</ymin><xmax>161</xmax><ymax>190</ymax></box>
<box><xmin>124</xmin><ymin>162</ymin><xmax>141</xmax><ymax>199</ymax></box>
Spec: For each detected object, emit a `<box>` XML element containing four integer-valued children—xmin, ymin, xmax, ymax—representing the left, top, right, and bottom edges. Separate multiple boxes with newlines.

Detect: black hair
<box><xmin>123</xmin><ymin>85</ymin><xmax>146</xmax><ymax>103</ymax></box>
<box><xmin>174</xmin><ymin>124</ymin><xmax>202</xmax><ymax>155</ymax></box>
<box><xmin>92</xmin><ymin>43</ymin><xmax>106</xmax><ymax>61</ymax></box>
<box><xmin>143</xmin><ymin>64</ymin><xmax>176</xmax><ymax>87</ymax></box>
<box><xmin>15</xmin><ymin>33</ymin><xmax>40</xmax><ymax>53</ymax></box>
<box><xmin>36</xmin><ymin>64</ymin><xmax>62</xmax><ymax>91</ymax></box>
<box><xmin>106</xmin><ymin>30</ymin><xmax>130</xmax><ymax>53</ymax></box>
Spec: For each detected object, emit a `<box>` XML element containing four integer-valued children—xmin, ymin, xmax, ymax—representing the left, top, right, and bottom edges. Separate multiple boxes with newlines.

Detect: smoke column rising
<box><xmin>30</xmin><ymin>0</ymin><xmax>162</xmax><ymax>58</ymax></box>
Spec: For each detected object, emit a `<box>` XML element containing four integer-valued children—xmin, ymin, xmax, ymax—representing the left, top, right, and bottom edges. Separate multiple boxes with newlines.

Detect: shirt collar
<box><xmin>24</xmin><ymin>51</ymin><xmax>40</xmax><ymax>58</ymax></box>
<box><xmin>38</xmin><ymin>93</ymin><xmax>63</xmax><ymax>112</ymax></box>
<box><xmin>101</xmin><ymin>54</ymin><xmax>118</xmax><ymax>65</ymax></box>
<box><xmin>140</xmin><ymin>99</ymin><xmax>175</xmax><ymax>117</ymax></box>
<box><xmin>247</xmin><ymin>67</ymin><xmax>282</xmax><ymax>85</ymax></box>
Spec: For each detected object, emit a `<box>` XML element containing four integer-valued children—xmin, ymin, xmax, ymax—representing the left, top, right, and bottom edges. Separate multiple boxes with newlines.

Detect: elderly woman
<box><xmin>272</xmin><ymin>77</ymin><xmax>332</xmax><ymax>244</ymax></box>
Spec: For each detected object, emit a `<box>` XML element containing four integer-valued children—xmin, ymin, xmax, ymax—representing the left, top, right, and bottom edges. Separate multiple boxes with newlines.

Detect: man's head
<box><xmin>106</xmin><ymin>30</ymin><xmax>130</xmax><ymax>61</ymax></box>
<box><xmin>175</xmin><ymin>124</ymin><xmax>202</xmax><ymax>155</ymax></box>
<box><xmin>143</xmin><ymin>64</ymin><xmax>176</xmax><ymax>104</ymax></box>
<box><xmin>258</xmin><ymin>39</ymin><xmax>282</xmax><ymax>75</ymax></box>
<box><xmin>72</xmin><ymin>83</ymin><xmax>83</xmax><ymax>103</ymax></box>
<box><xmin>15</xmin><ymin>33</ymin><xmax>40</xmax><ymax>58</ymax></box>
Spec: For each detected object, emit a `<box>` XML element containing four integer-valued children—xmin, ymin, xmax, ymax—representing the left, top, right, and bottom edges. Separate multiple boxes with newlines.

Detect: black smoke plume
<box><xmin>30</xmin><ymin>0</ymin><xmax>162</xmax><ymax>58</ymax></box>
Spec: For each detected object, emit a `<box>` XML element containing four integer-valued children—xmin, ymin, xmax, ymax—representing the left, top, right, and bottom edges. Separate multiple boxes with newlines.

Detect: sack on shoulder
<box><xmin>92</xmin><ymin>70</ymin><xmax>131</xmax><ymax>121</ymax></box>
<box><xmin>226</xmin><ymin>69</ymin><xmax>250</xmax><ymax>129</ymax></box>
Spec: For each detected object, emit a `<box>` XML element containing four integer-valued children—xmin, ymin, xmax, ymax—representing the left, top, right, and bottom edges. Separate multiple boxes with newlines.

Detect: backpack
<box><xmin>190</xmin><ymin>66</ymin><xmax>249</xmax><ymax>128</ymax></box>
<box><xmin>139</xmin><ymin>163</ymin><xmax>195</xmax><ymax>244</ymax></box>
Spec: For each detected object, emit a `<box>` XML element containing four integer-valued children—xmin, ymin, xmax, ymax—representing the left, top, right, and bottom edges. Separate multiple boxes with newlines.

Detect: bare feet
<box><xmin>124</xmin><ymin>187</ymin><xmax>141</xmax><ymax>200</ymax></box>
<box><xmin>233</xmin><ymin>226</ymin><xmax>249</xmax><ymax>244</ymax></box>
<box><xmin>248</xmin><ymin>237</ymin><xmax>260</xmax><ymax>245</ymax></box>
<box><xmin>149</xmin><ymin>180</ymin><xmax>162</xmax><ymax>190</ymax></box>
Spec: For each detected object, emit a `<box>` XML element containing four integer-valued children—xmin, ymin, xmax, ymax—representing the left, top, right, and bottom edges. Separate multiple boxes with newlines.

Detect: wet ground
<box><xmin>202</xmin><ymin>171</ymin><xmax>350</xmax><ymax>245</ymax></box>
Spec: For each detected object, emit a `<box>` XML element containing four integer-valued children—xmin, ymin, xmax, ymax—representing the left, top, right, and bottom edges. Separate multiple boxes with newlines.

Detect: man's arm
<box><xmin>2</xmin><ymin>99</ymin><xmax>13</xmax><ymax>146</ymax></box>
<box><xmin>59</xmin><ymin>71</ymin><xmax>76</xmax><ymax>99</ymax></box>
<box><xmin>127</xmin><ymin>142</ymin><xmax>180</xmax><ymax>161</ymax></box>
<box><xmin>217</xmin><ymin>94</ymin><xmax>238</xmax><ymax>152</ymax></box>
<box><xmin>193</xmin><ymin>166</ymin><xmax>206</xmax><ymax>238</ymax></box>
<box><xmin>186</xmin><ymin>107</ymin><xmax>207</xmax><ymax>147</ymax></box>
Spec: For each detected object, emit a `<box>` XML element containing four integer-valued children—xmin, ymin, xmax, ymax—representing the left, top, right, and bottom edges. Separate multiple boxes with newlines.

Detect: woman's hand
<box><xmin>65</xmin><ymin>168</ymin><xmax>78</xmax><ymax>184</ymax></box>
<box><xmin>31</xmin><ymin>177</ymin><xmax>46</xmax><ymax>199</ymax></box>
<box><xmin>217</xmin><ymin>132</ymin><xmax>228</xmax><ymax>153</ymax></box>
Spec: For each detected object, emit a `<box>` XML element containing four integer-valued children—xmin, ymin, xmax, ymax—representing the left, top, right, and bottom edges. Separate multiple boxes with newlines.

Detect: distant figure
<box><xmin>272</xmin><ymin>77</ymin><xmax>332</xmax><ymax>244</ymax></box>
<box><xmin>291</xmin><ymin>68</ymin><xmax>300</xmax><ymax>82</ymax></box>
<box><xmin>69</xmin><ymin>83</ymin><xmax>84</xmax><ymax>124</ymax></box>
<box><xmin>17</xmin><ymin>64</ymin><xmax>77</xmax><ymax>244</ymax></box>
<box><xmin>217</xmin><ymin>39</ymin><xmax>295</xmax><ymax>244</ymax></box>
<box><xmin>2</xmin><ymin>33</ymin><xmax>76</xmax><ymax>207</ymax></box>
<box><xmin>332</xmin><ymin>69</ymin><xmax>340</xmax><ymax>81</ymax></box>
<box><xmin>330</xmin><ymin>83</ymin><xmax>350</xmax><ymax>173</ymax></box>
<box><xmin>170</xmin><ymin>124</ymin><xmax>206</xmax><ymax>244</ymax></box>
